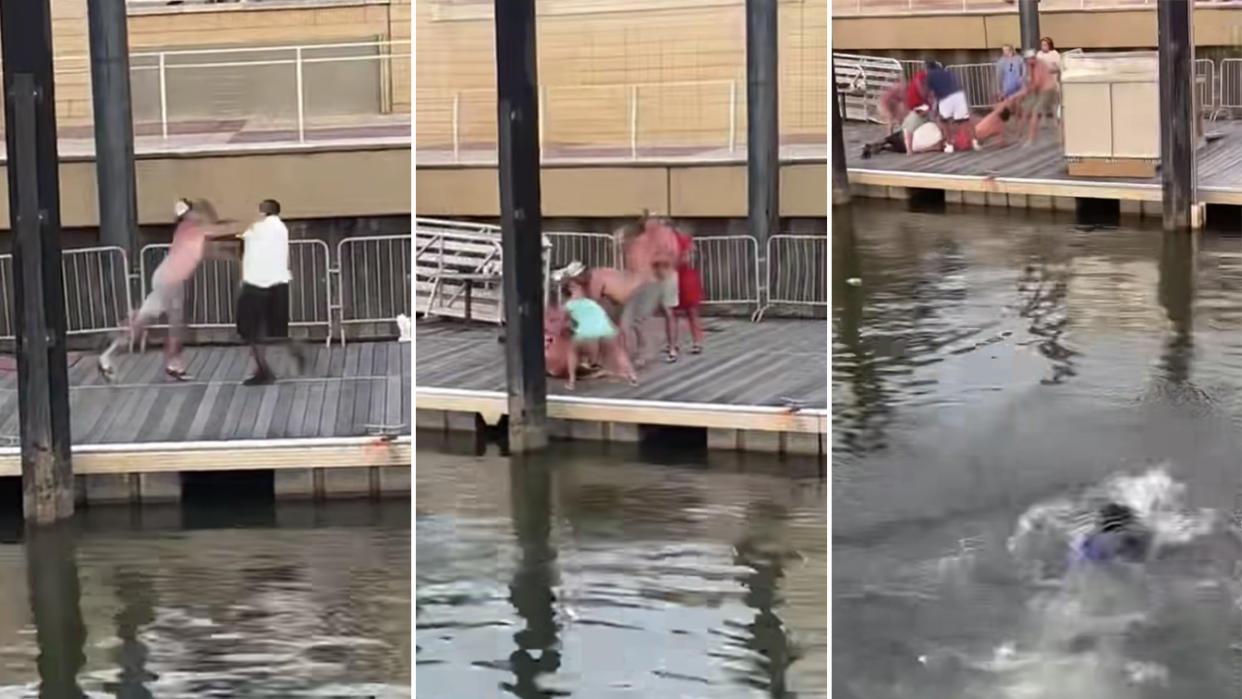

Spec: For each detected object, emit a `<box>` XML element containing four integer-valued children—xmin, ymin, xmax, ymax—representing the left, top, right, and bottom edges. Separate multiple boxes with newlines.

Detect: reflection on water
<box><xmin>833</xmin><ymin>203</ymin><xmax>1240</xmax><ymax>699</ymax></box>
<box><xmin>416</xmin><ymin>435</ymin><xmax>826</xmax><ymax>698</ymax></box>
<box><xmin>0</xmin><ymin>500</ymin><xmax>410</xmax><ymax>697</ymax></box>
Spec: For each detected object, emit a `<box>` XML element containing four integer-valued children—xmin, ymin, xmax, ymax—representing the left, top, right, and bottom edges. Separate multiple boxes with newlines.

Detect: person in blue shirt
<box><xmin>922</xmin><ymin>60</ymin><xmax>971</xmax><ymax>150</ymax></box>
<box><xmin>995</xmin><ymin>44</ymin><xmax>1025</xmax><ymax>100</ymax></box>
<box><xmin>561</xmin><ymin>278</ymin><xmax>638</xmax><ymax>391</ymax></box>
<box><xmin>1076</xmin><ymin>503</ymin><xmax>1152</xmax><ymax>564</ymax></box>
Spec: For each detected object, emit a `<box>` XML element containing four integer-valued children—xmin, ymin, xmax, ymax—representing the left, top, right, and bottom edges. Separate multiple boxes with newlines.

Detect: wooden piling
<box><xmin>1157</xmin><ymin>1</ymin><xmax>1196</xmax><ymax>232</ymax></box>
<box><xmin>831</xmin><ymin>57</ymin><xmax>850</xmax><ymax>206</ymax></box>
<box><xmin>493</xmin><ymin>0</ymin><xmax>549</xmax><ymax>452</ymax></box>
<box><xmin>746</xmin><ymin>0</ymin><xmax>779</xmax><ymax>303</ymax></box>
<box><xmin>0</xmin><ymin>0</ymin><xmax>75</xmax><ymax>524</ymax></box>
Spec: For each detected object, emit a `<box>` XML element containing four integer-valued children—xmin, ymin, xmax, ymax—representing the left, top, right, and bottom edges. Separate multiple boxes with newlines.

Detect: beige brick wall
<box><xmin>415</xmin><ymin>0</ymin><xmax>827</xmax><ymax>150</ymax></box>
<box><xmin>1</xmin><ymin>1</ymin><xmax>408</xmax><ymax>135</ymax></box>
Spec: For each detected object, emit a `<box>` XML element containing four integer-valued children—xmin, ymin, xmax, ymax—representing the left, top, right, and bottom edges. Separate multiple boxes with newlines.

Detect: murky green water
<box><xmin>415</xmin><ymin>435</ymin><xmax>827</xmax><ymax>697</ymax></box>
<box><xmin>0</xmin><ymin>500</ymin><xmax>410</xmax><ymax>697</ymax></box>
<box><xmin>833</xmin><ymin>202</ymin><xmax>1241</xmax><ymax>699</ymax></box>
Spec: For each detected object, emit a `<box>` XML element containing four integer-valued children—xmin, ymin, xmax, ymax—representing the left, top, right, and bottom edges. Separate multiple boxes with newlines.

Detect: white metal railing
<box><xmin>947</xmin><ymin>63</ymin><xmax>1003</xmax><ymax>109</ymax></box>
<box><xmin>1194</xmin><ymin>58</ymin><xmax>1215</xmax><ymax>118</ymax></box>
<box><xmin>832</xmin><ymin>0</ymin><xmax>1242</xmax><ymax>15</ymax></box>
<box><xmin>138</xmin><ymin>239</ymin><xmax>332</xmax><ymax>345</ymax></box>
<box><xmin>38</xmin><ymin>40</ymin><xmax>411</xmax><ymax>144</ymax></box>
<box><xmin>338</xmin><ymin>235</ymin><xmax>413</xmax><ymax>345</ymax></box>
<box><xmin>545</xmin><ymin>232</ymin><xmax>620</xmax><ymax>272</ymax></box>
<box><xmin>0</xmin><ymin>247</ymin><xmax>133</xmax><ymax>341</ymax></box>
<box><xmin>755</xmin><ymin>235</ymin><xmax>827</xmax><ymax>321</ymax></box>
<box><xmin>423</xmin><ymin>78</ymin><xmax>747</xmax><ymax>162</ymax></box>
<box><xmin>1220</xmin><ymin>58</ymin><xmax>1242</xmax><ymax>119</ymax></box>
<box><xmin>693</xmin><ymin>235</ymin><xmax>760</xmax><ymax>308</ymax></box>
<box><xmin>834</xmin><ymin>53</ymin><xmax>905</xmax><ymax>123</ymax></box>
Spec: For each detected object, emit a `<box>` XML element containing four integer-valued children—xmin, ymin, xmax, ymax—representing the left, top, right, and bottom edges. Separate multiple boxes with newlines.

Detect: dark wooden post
<box><xmin>1018</xmin><ymin>0</ymin><xmax>1041</xmax><ymax>55</ymax></box>
<box><xmin>494</xmin><ymin>0</ymin><xmax>548</xmax><ymax>453</ymax></box>
<box><xmin>831</xmin><ymin>58</ymin><xmax>850</xmax><ymax>205</ymax></box>
<box><xmin>1158</xmin><ymin>1</ymin><xmax>1196</xmax><ymax>232</ymax></box>
<box><xmin>746</xmin><ymin>0</ymin><xmax>779</xmax><ymax>307</ymax></box>
<box><xmin>0</xmin><ymin>0</ymin><xmax>75</xmax><ymax>524</ymax></box>
<box><xmin>25</xmin><ymin>523</ymin><xmax>87</xmax><ymax>697</ymax></box>
<box><xmin>87</xmin><ymin>0</ymin><xmax>139</xmax><ymax>262</ymax></box>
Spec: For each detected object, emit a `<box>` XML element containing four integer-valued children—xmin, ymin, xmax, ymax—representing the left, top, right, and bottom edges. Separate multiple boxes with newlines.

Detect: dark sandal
<box><xmin>664</xmin><ymin>347</ymin><xmax>678</xmax><ymax>363</ymax></box>
<box><xmin>690</xmin><ymin>344</ymin><xmax>703</xmax><ymax>355</ymax></box>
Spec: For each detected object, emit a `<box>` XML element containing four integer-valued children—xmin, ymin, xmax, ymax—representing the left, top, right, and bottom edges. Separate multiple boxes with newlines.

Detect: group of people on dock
<box><xmin>863</xmin><ymin>38</ymin><xmax>1062</xmax><ymax>159</ymax></box>
<box><xmin>542</xmin><ymin>213</ymin><xmax>704</xmax><ymax>390</ymax></box>
<box><xmin>97</xmin><ymin>197</ymin><xmax>305</xmax><ymax>387</ymax></box>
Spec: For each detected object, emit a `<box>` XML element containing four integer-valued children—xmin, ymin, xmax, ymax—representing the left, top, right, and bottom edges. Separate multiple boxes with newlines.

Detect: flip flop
<box><xmin>165</xmin><ymin>367</ymin><xmax>191</xmax><ymax>381</ymax></box>
<box><xmin>97</xmin><ymin>357</ymin><xmax>115</xmax><ymax>383</ymax></box>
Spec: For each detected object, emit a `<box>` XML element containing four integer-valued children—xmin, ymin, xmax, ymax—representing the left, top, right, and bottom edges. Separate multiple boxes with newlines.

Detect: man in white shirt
<box><xmin>236</xmin><ymin>199</ymin><xmax>305</xmax><ymax>385</ymax></box>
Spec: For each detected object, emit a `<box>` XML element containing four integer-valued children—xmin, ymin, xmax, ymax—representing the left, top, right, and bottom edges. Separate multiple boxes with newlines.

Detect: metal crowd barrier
<box><xmin>545</xmin><ymin>231</ymin><xmax>619</xmax><ymax>272</ymax></box>
<box><xmin>693</xmin><ymin>235</ymin><xmax>760</xmax><ymax>310</ymax></box>
<box><xmin>946</xmin><ymin>63</ymin><xmax>1002</xmax><ymax>110</ymax></box>
<box><xmin>755</xmin><ymin>235</ymin><xmax>827</xmax><ymax>322</ymax></box>
<box><xmin>834</xmin><ymin>53</ymin><xmax>904</xmax><ymax>123</ymax></box>
<box><xmin>0</xmin><ymin>246</ymin><xmax>133</xmax><ymax>341</ymax></box>
<box><xmin>138</xmin><ymin>239</ymin><xmax>332</xmax><ymax>346</ymax></box>
<box><xmin>1219</xmin><ymin>58</ymin><xmax>1242</xmax><ymax>119</ymax></box>
<box><xmin>337</xmin><ymin>235</ymin><xmax>413</xmax><ymax>346</ymax></box>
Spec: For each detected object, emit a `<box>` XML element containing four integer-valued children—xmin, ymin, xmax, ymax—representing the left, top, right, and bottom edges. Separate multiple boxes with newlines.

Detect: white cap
<box><xmin>173</xmin><ymin>199</ymin><xmax>190</xmax><ymax>218</ymax></box>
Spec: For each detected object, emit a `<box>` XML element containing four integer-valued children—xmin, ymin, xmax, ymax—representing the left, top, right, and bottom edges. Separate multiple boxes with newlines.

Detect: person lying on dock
<box><xmin>1075</xmin><ymin>503</ymin><xmax>1152</xmax><ymax>565</ymax></box>
<box><xmin>861</xmin><ymin>104</ymin><xmax>942</xmax><ymax>158</ymax></box>
<box><xmin>946</xmin><ymin>96</ymin><xmax>1020</xmax><ymax>152</ymax></box>
<box><xmin>561</xmin><ymin>278</ymin><xmax>637</xmax><ymax>391</ymax></box>
<box><xmin>98</xmin><ymin>198</ymin><xmax>244</xmax><ymax>382</ymax></box>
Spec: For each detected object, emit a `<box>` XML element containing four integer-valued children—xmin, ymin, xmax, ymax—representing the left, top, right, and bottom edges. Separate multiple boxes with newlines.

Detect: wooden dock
<box><xmin>0</xmin><ymin>342</ymin><xmax>411</xmax><ymax>502</ymax></box>
<box><xmin>415</xmin><ymin>318</ymin><xmax>827</xmax><ymax>456</ymax></box>
<box><xmin>843</xmin><ymin>121</ymin><xmax>1242</xmax><ymax>207</ymax></box>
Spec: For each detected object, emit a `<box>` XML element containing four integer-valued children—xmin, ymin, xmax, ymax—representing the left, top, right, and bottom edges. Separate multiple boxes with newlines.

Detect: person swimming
<box><xmin>1076</xmin><ymin>503</ymin><xmax>1152</xmax><ymax>564</ymax></box>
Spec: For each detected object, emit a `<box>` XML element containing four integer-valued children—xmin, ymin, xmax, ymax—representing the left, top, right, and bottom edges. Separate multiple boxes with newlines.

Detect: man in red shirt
<box><xmin>905</xmin><ymin>70</ymin><xmax>927</xmax><ymax>112</ymax></box>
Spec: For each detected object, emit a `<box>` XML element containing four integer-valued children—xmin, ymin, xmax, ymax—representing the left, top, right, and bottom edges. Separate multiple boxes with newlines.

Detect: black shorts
<box><xmin>236</xmin><ymin>282</ymin><xmax>290</xmax><ymax>342</ymax></box>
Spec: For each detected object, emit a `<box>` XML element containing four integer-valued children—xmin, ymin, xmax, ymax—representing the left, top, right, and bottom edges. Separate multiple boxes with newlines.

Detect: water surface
<box><xmin>416</xmin><ymin>435</ymin><xmax>827</xmax><ymax>697</ymax></box>
<box><xmin>833</xmin><ymin>202</ymin><xmax>1241</xmax><ymax>699</ymax></box>
<box><xmin>0</xmin><ymin>499</ymin><xmax>411</xmax><ymax>697</ymax></box>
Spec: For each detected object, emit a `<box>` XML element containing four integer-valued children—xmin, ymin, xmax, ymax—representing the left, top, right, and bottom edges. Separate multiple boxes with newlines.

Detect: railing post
<box><xmin>451</xmin><ymin>90</ymin><xmax>460</xmax><ymax>163</ymax></box>
<box><xmin>295</xmin><ymin>46</ymin><xmax>305</xmax><ymax>143</ymax></box>
<box><xmin>629</xmin><ymin>84</ymin><xmax>638</xmax><ymax>159</ymax></box>
<box><xmin>728</xmin><ymin>79</ymin><xmax>737</xmax><ymax>152</ymax></box>
<box><xmin>158</xmin><ymin>51</ymin><xmax>168</xmax><ymax>139</ymax></box>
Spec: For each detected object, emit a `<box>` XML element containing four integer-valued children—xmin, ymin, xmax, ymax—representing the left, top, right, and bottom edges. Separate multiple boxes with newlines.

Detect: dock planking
<box><xmin>843</xmin><ymin>120</ymin><xmax>1242</xmax><ymax>200</ymax></box>
<box><xmin>0</xmin><ymin>342</ymin><xmax>410</xmax><ymax>445</ymax></box>
<box><xmin>415</xmin><ymin>318</ymin><xmax>828</xmax><ymax>408</ymax></box>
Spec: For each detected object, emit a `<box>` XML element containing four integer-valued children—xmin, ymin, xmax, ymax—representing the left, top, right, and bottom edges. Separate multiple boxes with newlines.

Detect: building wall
<box><xmin>0</xmin><ymin>0</ymin><xmax>410</xmax><ymax>134</ymax></box>
<box><xmin>831</xmin><ymin>7</ymin><xmax>1242</xmax><ymax>51</ymax></box>
<box><xmin>415</xmin><ymin>0</ymin><xmax>828</xmax><ymax>151</ymax></box>
<box><xmin>0</xmin><ymin>144</ymin><xmax>411</xmax><ymax>230</ymax></box>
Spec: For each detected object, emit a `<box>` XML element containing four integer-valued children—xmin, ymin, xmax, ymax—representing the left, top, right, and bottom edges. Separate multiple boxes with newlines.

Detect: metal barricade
<box><xmin>1194</xmin><ymin>58</ymin><xmax>1215</xmax><ymax>119</ymax></box>
<box><xmin>755</xmin><ymin>235</ymin><xmax>827</xmax><ymax>321</ymax></box>
<box><xmin>834</xmin><ymin>53</ymin><xmax>904</xmax><ymax>123</ymax></box>
<box><xmin>545</xmin><ymin>231</ymin><xmax>619</xmax><ymax>272</ymax></box>
<box><xmin>692</xmin><ymin>235</ymin><xmax>760</xmax><ymax>309</ymax></box>
<box><xmin>138</xmin><ymin>239</ymin><xmax>332</xmax><ymax>342</ymax></box>
<box><xmin>0</xmin><ymin>246</ymin><xmax>133</xmax><ymax>341</ymax></box>
<box><xmin>946</xmin><ymin>63</ymin><xmax>1000</xmax><ymax>110</ymax></box>
<box><xmin>338</xmin><ymin>234</ymin><xmax>413</xmax><ymax>346</ymax></box>
<box><xmin>1218</xmin><ymin>58</ymin><xmax>1242</xmax><ymax>119</ymax></box>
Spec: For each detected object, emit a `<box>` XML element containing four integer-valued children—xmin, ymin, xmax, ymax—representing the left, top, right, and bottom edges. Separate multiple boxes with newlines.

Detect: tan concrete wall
<box><xmin>416</xmin><ymin>0</ymin><xmax>827</xmax><ymax>150</ymax></box>
<box><xmin>833</xmin><ymin>7</ymin><xmax>1242</xmax><ymax>50</ymax></box>
<box><xmin>3</xmin><ymin>1</ymin><xmax>409</xmax><ymax>135</ymax></box>
<box><xmin>0</xmin><ymin>144</ymin><xmax>411</xmax><ymax>230</ymax></box>
<box><xmin>415</xmin><ymin>162</ymin><xmax>828</xmax><ymax>218</ymax></box>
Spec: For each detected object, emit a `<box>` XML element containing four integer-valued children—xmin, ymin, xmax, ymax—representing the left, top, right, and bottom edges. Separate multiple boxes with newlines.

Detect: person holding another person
<box><xmin>235</xmin><ymin>198</ymin><xmax>306</xmax><ymax>386</ymax></box>
<box><xmin>922</xmin><ymin>60</ymin><xmax>971</xmax><ymax>152</ymax></box>
<box><xmin>1015</xmin><ymin>50</ymin><xmax>1059</xmax><ymax>146</ymax></box>
<box><xmin>860</xmin><ymin>104</ymin><xmax>944</xmax><ymax>158</ymax></box>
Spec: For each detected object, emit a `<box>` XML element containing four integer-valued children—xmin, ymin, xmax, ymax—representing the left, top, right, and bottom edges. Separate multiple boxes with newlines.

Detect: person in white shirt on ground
<box><xmin>236</xmin><ymin>199</ymin><xmax>306</xmax><ymax>386</ymax></box>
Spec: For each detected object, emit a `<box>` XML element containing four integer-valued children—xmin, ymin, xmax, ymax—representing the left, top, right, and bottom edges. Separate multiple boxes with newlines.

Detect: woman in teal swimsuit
<box><xmin>563</xmin><ymin>279</ymin><xmax>638</xmax><ymax>390</ymax></box>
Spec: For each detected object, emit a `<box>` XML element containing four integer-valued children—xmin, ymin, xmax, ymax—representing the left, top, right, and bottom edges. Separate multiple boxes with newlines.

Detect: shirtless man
<box><xmin>953</xmin><ymin>96</ymin><xmax>1020</xmax><ymax>151</ymax></box>
<box><xmin>623</xmin><ymin>215</ymin><xmax>681</xmax><ymax>362</ymax></box>
<box><xmin>1016</xmin><ymin>50</ymin><xmax>1059</xmax><ymax>146</ymax></box>
<box><xmin>98</xmin><ymin>198</ymin><xmax>243</xmax><ymax>381</ymax></box>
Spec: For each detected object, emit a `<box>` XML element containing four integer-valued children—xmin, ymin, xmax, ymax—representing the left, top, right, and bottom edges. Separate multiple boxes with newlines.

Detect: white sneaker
<box><xmin>944</xmin><ymin>144</ymin><xmax>954</xmax><ymax>153</ymax></box>
<box><xmin>972</xmin><ymin>139</ymin><xmax>981</xmax><ymax>151</ymax></box>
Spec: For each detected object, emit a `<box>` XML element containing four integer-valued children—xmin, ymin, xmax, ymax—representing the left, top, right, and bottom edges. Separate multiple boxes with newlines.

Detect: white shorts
<box><xmin>660</xmin><ymin>270</ymin><xmax>679</xmax><ymax>309</ymax></box>
<box><xmin>910</xmin><ymin>122</ymin><xmax>943</xmax><ymax>152</ymax></box>
<box><xmin>937</xmin><ymin>91</ymin><xmax>970</xmax><ymax>121</ymax></box>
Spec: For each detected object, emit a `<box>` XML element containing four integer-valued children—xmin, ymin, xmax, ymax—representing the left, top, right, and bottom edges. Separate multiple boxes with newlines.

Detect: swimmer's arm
<box><xmin>201</xmin><ymin>221</ymin><xmax>246</xmax><ymax>238</ymax></box>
